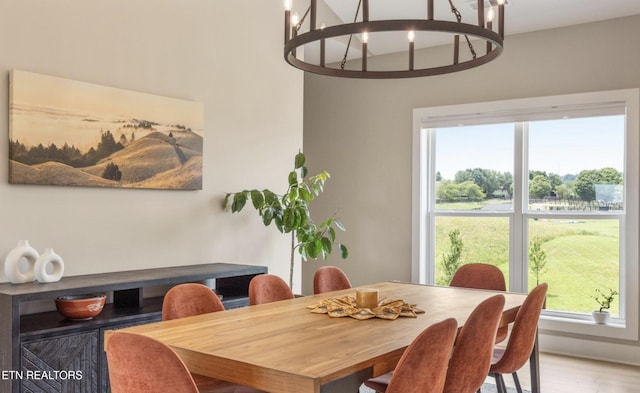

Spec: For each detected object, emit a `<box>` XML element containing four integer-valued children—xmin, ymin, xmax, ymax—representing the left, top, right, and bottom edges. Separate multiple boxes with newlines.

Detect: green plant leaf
<box><xmin>311</xmin><ymin>182</ymin><xmax>321</xmax><ymax>196</ymax></box>
<box><xmin>295</xmin><ymin>152</ymin><xmax>305</xmax><ymax>169</ymax></box>
<box><xmin>262</xmin><ymin>208</ymin><xmax>274</xmax><ymax>226</ymax></box>
<box><xmin>298</xmin><ymin>209</ymin><xmax>308</xmax><ymax>227</ymax></box>
<box><xmin>334</xmin><ymin>219</ymin><xmax>345</xmax><ymax>231</ymax></box>
<box><xmin>250</xmin><ymin>189</ymin><xmax>264</xmax><ymax>209</ymax></box>
<box><xmin>223</xmin><ymin>193</ymin><xmax>231</xmax><ymax>209</ymax></box>
<box><xmin>288</xmin><ymin>187</ymin><xmax>299</xmax><ymax>202</ymax></box>
<box><xmin>320</xmin><ymin>218</ymin><xmax>332</xmax><ymax>229</ymax></box>
<box><xmin>339</xmin><ymin>244</ymin><xmax>349</xmax><ymax>259</ymax></box>
<box><xmin>263</xmin><ymin>189</ymin><xmax>278</xmax><ymax>205</ymax></box>
<box><xmin>283</xmin><ymin>207</ymin><xmax>299</xmax><ymax>232</ymax></box>
<box><xmin>288</xmin><ymin>171</ymin><xmax>298</xmax><ymax>186</ymax></box>
<box><xmin>298</xmin><ymin>187</ymin><xmax>310</xmax><ymax>202</ymax></box>
<box><xmin>231</xmin><ymin>192</ymin><xmax>247</xmax><ymax>213</ymax></box>
<box><xmin>293</xmin><ymin>208</ymin><xmax>302</xmax><ymax>229</ymax></box>
<box><xmin>312</xmin><ymin>171</ymin><xmax>330</xmax><ymax>183</ymax></box>
<box><xmin>274</xmin><ymin>215</ymin><xmax>284</xmax><ymax>233</ymax></box>
<box><xmin>282</xmin><ymin>208</ymin><xmax>292</xmax><ymax>231</ymax></box>
<box><xmin>301</xmin><ymin>166</ymin><xmax>308</xmax><ymax>178</ymax></box>
<box><xmin>329</xmin><ymin>227</ymin><xmax>336</xmax><ymax>242</ymax></box>
<box><xmin>306</xmin><ymin>239</ymin><xmax>322</xmax><ymax>259</ymax></box>
<box><xmin>299</xmin><ymin>245</ymin><xmax>308</xmax><ymax>261</ymax></box>
<box><xmin>321</xmin><ymin>237</ymin><xmax>332</xmax><ymax>254</ymax></box>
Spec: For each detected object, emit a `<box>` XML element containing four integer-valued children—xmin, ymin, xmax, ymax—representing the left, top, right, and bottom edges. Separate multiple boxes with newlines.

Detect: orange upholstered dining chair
<box><xmin>450</xmin><ymin>263</ymin><xmax>507</xmax><ymax>291</ymax></box>
<box><xmin>450</xmin><ymin>263</ymin><xmax>508</xmax><ymax>344</ymax></box>
<box><xmin>313</xmin><ymin>266</ymin><xmax>352</xmax><ymax>294</ymax></box>
<box><xmin>374</xmin><ymin>318</ymin><xmax>458</xmax><ymax>393</ymax></box>
<box><xmin>488</xmin><ymin>283</ymin><xmax>548</xmax><ymax>393</ymax></box>
<box><xmin>106</xmin><ymin>331</ymin><xmax>264</xmax><ymax>393</ymax></box>
<box><xmin>365</xmin><ymin>295</ymin><xmax>505</xmax><ymax>393</ymax></box>
<box><xmin>248</xmin><ymin>274</ymin><xmax>294</xmax><ymax>305</ymax></box>
<box><xmin>162</xmin><ymin>283</ymin><xmax>225</xmax><ymax>321</ymax></box>
<box><xmin>442</xmin><ymin>295</ymin><xmax>505</xmax><ymax>393</ymax></box>
<box><xmin>162</xmin><ymin>283</ymin><xmax>230</xmax><ymax>391</ymax></box>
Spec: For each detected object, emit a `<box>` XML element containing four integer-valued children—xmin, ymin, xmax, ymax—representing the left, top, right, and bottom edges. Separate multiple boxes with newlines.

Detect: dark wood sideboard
<box><xmin>0</xmin><ymin>263</ymin><xmax>267</xmax><ymax>393</ymax></box>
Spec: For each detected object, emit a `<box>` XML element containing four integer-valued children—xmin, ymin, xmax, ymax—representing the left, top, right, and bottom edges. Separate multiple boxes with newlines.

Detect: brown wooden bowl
<box><xmin>55</xmin><ymin>294</ymin><xmax>106</xmax><ymax>320</ymax></box>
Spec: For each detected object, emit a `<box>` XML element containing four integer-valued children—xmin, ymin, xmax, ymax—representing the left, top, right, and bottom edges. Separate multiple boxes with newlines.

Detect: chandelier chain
<box><xmin>340</xmin><ymin>0</ymin><xmax>363</xmax><ymax>70</ymax></box>
<box><xmin>296</xmin><ymin>6</ymin><xmax>312</xmax><ymax>31</ymax></box>
<box><xmin>448</xmin><ymin>0</ymin><xmax>477</xmax><ymax>59</ymax></box>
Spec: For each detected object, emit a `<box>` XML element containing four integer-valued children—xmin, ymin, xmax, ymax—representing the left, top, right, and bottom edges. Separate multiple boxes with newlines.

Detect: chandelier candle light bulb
<box><xmin>284</xmin><ymin>0</ymin><xmax>291</xmax><ymax>43</ymax></box>
<box><xmin>361</xmin><ymin>32</ymin><xmax>368</xmax><ymax>71</ymax></box>
<box><xmin>290</xmin><ymin>11</ymin><xmax>300</xmax><ymax>56</ymax></box>
<box><xmin>487</xmin><ymin>6</ymin><xmax>496</xmax><ymax>23</ymax></box>
<box><xmin>486</xmin><ymin>6</ymin><xmax>495</xmax><ymax>52</ymax></box>
<box><xmin>291</xmin><ymin>12</ymin><xmax>300</xmax><ymax>29</ymax></box>
<box><xmin>320</xmin><ymin>24</ymin><xmax>326</xmax><ymax>66</ymax></box>
<box><xmin>408</xmin><ymin>30</ymin><xmax>415</xmax><ymax>70</ymax></box>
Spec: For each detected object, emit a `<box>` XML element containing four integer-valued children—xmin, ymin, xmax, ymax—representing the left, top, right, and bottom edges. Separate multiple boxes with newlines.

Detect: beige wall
<box><xmin>0</xmin><ymin>1</ymin><xmax>304</xmax><ymax>289</ymax></box>
<box><xmin>303</xmin><ymin>15</ymin><xmax>640</xmax><ymax>362</ymax></box>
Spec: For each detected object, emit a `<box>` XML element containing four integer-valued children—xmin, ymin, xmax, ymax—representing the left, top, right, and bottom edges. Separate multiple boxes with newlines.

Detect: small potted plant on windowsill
<box><xmin>592</xmin><ymin>288</ymin><xmax>618</xmax><ymax>324</ymax></box>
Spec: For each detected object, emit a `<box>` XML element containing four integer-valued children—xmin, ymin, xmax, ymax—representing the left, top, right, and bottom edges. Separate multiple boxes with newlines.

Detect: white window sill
<box><xmin>539</xmin><ymin>312</ymin><xmax>636</xmax><ymax>341</ymax></box>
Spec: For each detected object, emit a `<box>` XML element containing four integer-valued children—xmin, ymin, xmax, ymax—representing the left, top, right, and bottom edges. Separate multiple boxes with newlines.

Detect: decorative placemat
<box><xmin>307</xmin><ymin>295</ymin><xmax>425</xmax><ymax>320</ymax></box>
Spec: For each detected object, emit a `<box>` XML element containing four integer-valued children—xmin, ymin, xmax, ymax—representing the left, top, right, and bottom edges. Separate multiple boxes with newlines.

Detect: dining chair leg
<box><xmin>529</xmin><ymin>331</ymin><xmax>541</xmax><ymax>393</ymax></box>
<box><xmin>494</xmin><ymin>373</ymin><xmax>507</xmax><ymax>393</ymax></box>
<box><xmin>512</xmin><ymin>372</ymin><xmax>523</xmax><ymax>393</ymax></box>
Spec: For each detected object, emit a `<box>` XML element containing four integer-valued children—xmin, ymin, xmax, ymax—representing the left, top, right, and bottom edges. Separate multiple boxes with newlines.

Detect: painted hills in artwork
<box><xmin>9</xmin><ymin>127</ymin><xmax>203</xmax><ymax>189</ymax></box>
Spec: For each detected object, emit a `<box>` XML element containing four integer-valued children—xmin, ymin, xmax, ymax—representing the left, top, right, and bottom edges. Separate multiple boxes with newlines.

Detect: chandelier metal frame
<box><xmin>284</xmin><ymin>0</ymin><xmax>506</xmax><ymax>79</ymax></box>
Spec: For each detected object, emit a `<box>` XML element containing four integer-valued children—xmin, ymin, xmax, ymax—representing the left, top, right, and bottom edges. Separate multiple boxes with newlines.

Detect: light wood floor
<box><xmin>362</xmin><ymin>351</ymin><xmax>640</xmax><ymax>393</ymax></box>
<box><xmin>495</xmin><ymin>352</ymin><xmax>640</xmax><ymax>393</ymax></box>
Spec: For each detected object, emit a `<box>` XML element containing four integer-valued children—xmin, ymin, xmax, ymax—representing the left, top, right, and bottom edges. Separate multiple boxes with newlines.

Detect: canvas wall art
<box><xmin>9</xmin><ymin>70</ymin><xmax>204</xmax><ymax>190</ymax></box>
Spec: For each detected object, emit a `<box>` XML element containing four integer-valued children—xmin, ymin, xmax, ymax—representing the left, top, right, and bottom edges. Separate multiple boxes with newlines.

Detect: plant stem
<box><xmin>289</xmin><ymin>230</ymin><xmax>295</xmax><ymax>289</ymax></box>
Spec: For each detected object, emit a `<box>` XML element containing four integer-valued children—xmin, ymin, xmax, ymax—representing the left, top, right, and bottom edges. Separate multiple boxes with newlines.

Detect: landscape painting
<box><xmin>9</xmin><ymin>70</ymin><xmax>204</xmax><ymax>190</ymax></box>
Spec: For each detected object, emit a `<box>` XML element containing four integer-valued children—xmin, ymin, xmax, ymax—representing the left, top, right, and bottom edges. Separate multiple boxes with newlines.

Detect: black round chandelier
<box><xmin>284</xmin><ymin>0</ymin><xmax>506</xmax><ymax>79</ymax></box>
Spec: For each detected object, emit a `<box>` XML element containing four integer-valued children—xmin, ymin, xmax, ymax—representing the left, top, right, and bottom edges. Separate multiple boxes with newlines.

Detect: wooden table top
<box><xmin>104</xmin><ymin>282</ymin><xmax>527</xmax><ymax>393</ymax></box>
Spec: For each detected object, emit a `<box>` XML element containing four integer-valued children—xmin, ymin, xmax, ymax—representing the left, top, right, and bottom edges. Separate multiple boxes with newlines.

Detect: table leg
<box><xmin>320</xmin><ymin>368</ymin><xmax>372</xmax><ymax>393</ymax></box>
<box><xmin>529</xmin><ymin>330</ymin><xmax>540</xmax><ymax>393</ymax></box>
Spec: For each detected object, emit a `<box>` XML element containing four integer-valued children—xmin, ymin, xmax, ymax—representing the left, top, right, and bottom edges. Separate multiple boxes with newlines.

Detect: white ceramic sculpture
<box><xmin>4</xmin><ymin>240</ymin><xmax>39</xmax><ymax>284</ymax></box>
<box><xmin>34</xmin><ymin>248</ymin><xmax>65</xmax><ymax>283</ymax></box>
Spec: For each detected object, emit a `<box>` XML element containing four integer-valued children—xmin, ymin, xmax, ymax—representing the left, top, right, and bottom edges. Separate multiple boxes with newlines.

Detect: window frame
<box><xmin>412</xmin><ymin>89</ymin><xmax>639</xmax><ymax>340</ymax></box>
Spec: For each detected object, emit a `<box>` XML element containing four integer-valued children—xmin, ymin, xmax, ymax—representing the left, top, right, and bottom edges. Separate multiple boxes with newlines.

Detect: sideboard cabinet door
<box><xmin>21</xmin><ymin>331</ymin><xmax>99</xmax><ymax>393</ymax></box>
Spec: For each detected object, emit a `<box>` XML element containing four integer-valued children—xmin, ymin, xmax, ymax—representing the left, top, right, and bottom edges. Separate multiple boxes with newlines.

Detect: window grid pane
<box><xmin>528</xmin><ymin>218</ymin><xmax>619</xmax><ymax>316</ymax></box>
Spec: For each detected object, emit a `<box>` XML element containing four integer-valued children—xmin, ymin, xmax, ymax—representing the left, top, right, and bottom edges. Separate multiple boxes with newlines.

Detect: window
<box><xmin>412</xmin><ymin>90</ymin><xmax>639</xmax><ymax>339</ymax></box>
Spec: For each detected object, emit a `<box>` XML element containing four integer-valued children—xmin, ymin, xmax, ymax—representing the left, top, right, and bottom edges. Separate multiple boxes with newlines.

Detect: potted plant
<box><xmin>592</xmin><ymin>288</ymin><xmax>618</xmax><ymax>324</ymax></box>
<box><xmin>223</xmin><ymin>152</ymin><xmax>348</xmax><ymax>289</ymax></box>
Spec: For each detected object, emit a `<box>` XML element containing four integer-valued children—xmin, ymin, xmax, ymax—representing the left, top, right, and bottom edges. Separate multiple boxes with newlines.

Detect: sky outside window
<box><xmin>435</xmin><ymin>115</ymin><xmax>624</xmax><ymax>181</ymax></box>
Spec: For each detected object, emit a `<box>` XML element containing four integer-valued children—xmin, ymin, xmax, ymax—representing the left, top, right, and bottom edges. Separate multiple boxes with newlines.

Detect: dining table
<box><xmin>103</xmin><ymin>281</ymin><xmax>536</xmax><ymax>393</ymax></box>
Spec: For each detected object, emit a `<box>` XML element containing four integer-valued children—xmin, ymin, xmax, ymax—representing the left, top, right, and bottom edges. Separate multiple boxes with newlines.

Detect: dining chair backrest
<box><xmin>106</xmin><ymin>331</ymin><xmax>199</xmax><ymax>393</ymax></box>
<box><xmin>443</xmin><ymin>294</ymin><xmax>505</xmax><ymax>393</ymax></box>
<box><xmin>450</xmin><ymin>263</ymin><xmax>507</xmax><ymax>291</ymax></box>
<box><xmin>450</xmin><ymin>263</ymin><xmax>508</xmax><ymax>344</ymax></box>
<box><xmin>313</xmin><ymin>266</ymin><xmax>352</xmax><ymax>294</ymax></box>
<box><xmin>491</xmin><ymin>283</ymin><xmax>548</xmax><ymax>375</ymax></box>
<box><xmin>162</xmin><ymin>283</ymin><xmax>225</xmax><ymax>321</ymax></box>
<box><xmin>248</xmin><ymin>274</ymin><xmax>294</xmax><ymax>305</ymax></box>
<box><xmin>385</xmin><ymin>318</ymin><xmax>458</xmax><ymax>393</ymax></box>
